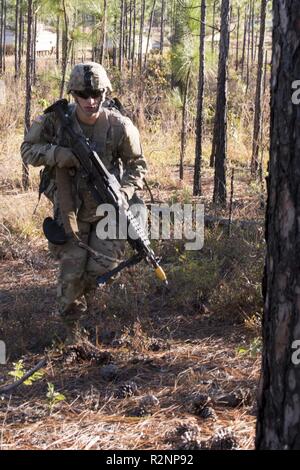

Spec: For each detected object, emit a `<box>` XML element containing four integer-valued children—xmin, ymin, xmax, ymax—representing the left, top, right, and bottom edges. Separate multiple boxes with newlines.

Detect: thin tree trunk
<box><xmin>235</xmin><ymin>6</ymin><xmax>240</xmax><ymax>71</ymax></box>
<box><xmin>72</xmin><ymin>7</ymin><xmax>77</xmax><ymax>65</ymax></box>
<box><xmin>144</xmin><ymin>0</ymin><xmax>156</xmax><ymax>69</ymax></box>
<box><xmin>119</xmin><ymin>0</ymin><xmax>125</xmax><ymax>71</ymax></box>
<box><xmin>100</xmin><ymin>0</ymin><xmax>107</xmax><ymax>65</ymax></box>
<box><xmin>23</xmin><ymin>0</ymin><xmax>33</xmax><ymax>191</ymax></box>
<box><xmin>14</xmin><ymin>0</ymin><xmax>19</xmax><ymax>78</ymax></box>
<box><xmin>91</xmin><ymin>15</ymin><xmax>95</xmax><ymax>61</ymax></box>
<box><xmin>112</xmin><ymin>13</ymin><xmax>117</xmax><ymax>67</ymax></box>
<box><xmin>259</xmin><ymin>49</ymin><xmax>268</xmax><ymax>183</ymax></box>
<box><xmin>131</xmin><ymin>0</ymin><xmax>136</xmax><ymax>77</ymax></box>
<box><xmin>56</xmin><ymin>15</ymin><xmax>60</xmax><ymax>65</ymax></box>
<box><xmin>128</xmin><ymin>0</ymin><xmax>132</xmax><ymax>64</ymax></box>
<box><xmin>2</xmin><ymin>0</ymin><xmax>6</xmax><ymax>73</ymax></box>
<box><xmin>246</xmin><ymin>10</ymin><xmax>251</xmax><ymax>92</ymax></box>
<box><xmin>250</xmin><ymin>0</ymin><xmax>255</xmax><ymax>64</ymax></box>
<box><xmin>241</xmin><ymin>6</ymin><xmax>247</xmax><ymax>77</ymax></box>
<box><xmin>18</xmin><ymin>0</ymin><xmax>23</xmax><ymax>71</ymax></box>
<box><xmin>256</xmin><ymin>0</ymin><xmax>300</xmax><ymax>450</ymax></box>
<box><xmin>212</xmin><ymin>0</ymin><xmax>230</xmax><ymax>206</ymax></box>
<box><xmin>251</xmin><ymin>0</ymin><xmax>267</xmax><ymax>176</ymax></box>
<box><xmin>193</xmin><ymin>0</ymin><xmax>206</xmax><ymax>196</ymax></box>
<box><xmin>32</xmin><ymin>12</ymin><xmax>37</xmax><ymax>85</ymax></box>
<box><xmin>179</xmin><ymin>66</ymin><xmax>191</xmax><ymax>181</ymax></box>
<box><xmin>138</xmin><ymin>0</ymin><xmax>145</xmax><ymax>74</ymax></box>
<box><xmin>124</xmin><ymin>0</ymin><xmax>128</xmax><ymax>63</ymax></box>
<box><xmin>60</xmin><ymin>0</ymin><xmax>70</xmax><ymax>98</ymax></box>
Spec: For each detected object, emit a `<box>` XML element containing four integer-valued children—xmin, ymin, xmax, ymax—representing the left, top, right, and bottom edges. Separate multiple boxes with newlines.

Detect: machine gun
<box><xmin>44</xmin><ymin>99</ymin><xmax>168</xmax><ymax>287</ymax></box>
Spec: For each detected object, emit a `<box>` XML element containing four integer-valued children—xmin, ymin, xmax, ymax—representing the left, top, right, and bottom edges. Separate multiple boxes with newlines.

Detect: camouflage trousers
<box><xmin>49</xmin><ymin>220</ymin><xmax>125</xmax><ymax>315</ymax></box>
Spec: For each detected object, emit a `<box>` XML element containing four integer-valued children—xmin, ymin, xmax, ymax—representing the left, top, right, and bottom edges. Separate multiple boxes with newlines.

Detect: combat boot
<box><xmin>60</xmin><ymin>297</ymin><xmax>88</xmax><ymax>344</ymax></box>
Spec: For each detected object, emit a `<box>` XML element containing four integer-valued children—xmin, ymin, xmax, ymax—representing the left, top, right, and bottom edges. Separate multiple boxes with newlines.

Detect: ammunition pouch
<box><xmin>43</xmin><ymin>217</ymin><xmax>68</xmax><ymax>245</ymax></box>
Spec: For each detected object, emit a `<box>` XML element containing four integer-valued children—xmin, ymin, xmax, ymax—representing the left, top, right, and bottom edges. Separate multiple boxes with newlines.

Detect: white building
<box><xmin>4</xmin><ymin>23</ymin><xmax>56</xmax><ymax>55</ymax></box>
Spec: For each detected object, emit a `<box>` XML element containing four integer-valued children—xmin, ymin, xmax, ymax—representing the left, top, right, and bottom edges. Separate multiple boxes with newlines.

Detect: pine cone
<box><xmin>128</xmin><ymin>405</ymin><xmax>149</xmax><ymax>417</ymax></box>
<box><xmin>168</xmin><ymin>424</ymin><xmax>203</xmax><ymax>450</ymax></box>
<box><xmin>115</xmin><ymin>382</ymin><xmax>138</xmax><ymax>399</ymax></box>
<box><xmin>198</xmin><ymin>406</ymin><xmax>217</xmax><ymax>420</ymax></box>
<box><xmin>139</xmin><ymin>394</ymin><xmax>160</xmax><ymax>410</ymax></box>
<box><xmin>192</xmin><ymin>393</ymin><xmax>212</xmax><ymax>412</ymax></box>
<box><xmin>209</xmin><ymin>429</ymin><xmax>238</xmax><ymax>450</ymax></box>
<box><xmin>175</xmin><ymin>424</ymin><xmax>200</xmax><ymax>440</ymax></box>
<box><xmin>176</xmin><ymin>436</ymin><xmax>203</xmax><ymax>450</ymax></box>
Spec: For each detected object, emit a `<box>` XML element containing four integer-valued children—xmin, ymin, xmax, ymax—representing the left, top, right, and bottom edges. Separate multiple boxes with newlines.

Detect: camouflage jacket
<box><xmin>21</xmin><ymin>102</ymin><xmax>147</xmax><ymax>223</ymax></box>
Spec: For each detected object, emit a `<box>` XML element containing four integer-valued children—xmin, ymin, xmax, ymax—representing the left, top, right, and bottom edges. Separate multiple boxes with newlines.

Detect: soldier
<box><xmin>21</xmin><ymin>62</ymin><xmax>147</xmax><ymax>337</ymax></box>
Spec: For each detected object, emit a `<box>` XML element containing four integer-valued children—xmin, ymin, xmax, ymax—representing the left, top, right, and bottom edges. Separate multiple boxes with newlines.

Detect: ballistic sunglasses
<box><xmin>73</xmin><ymin>88</ymin><xmax>106</xmax><ymax>99</ymax></box>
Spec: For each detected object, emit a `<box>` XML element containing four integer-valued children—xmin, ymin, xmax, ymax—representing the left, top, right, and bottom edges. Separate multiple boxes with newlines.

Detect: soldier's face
<box><xmin>72</xmin><ymin>89</ymin><xmax>106</xmax><ymax>118</ymax></box>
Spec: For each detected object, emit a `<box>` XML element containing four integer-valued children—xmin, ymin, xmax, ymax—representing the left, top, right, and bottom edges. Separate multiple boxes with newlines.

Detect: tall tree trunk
<box><xmin>193</xmin><ymin>0</ymin><xmax>206</xmax><ymax>196</ymax></box>
<box><xmin>235</xmin><ymin>6</ymin><xmax>240</xmax><ymax>71</ymax></box>
<box><xmin>251</xmin><ymin>0</ymin><xmax>267</xmax><ymax>176</ymax></box>
<box><xmin>60</xmin><ymin>0</ymin><xmax>70</xmax><ymax>98</ymax></box>
<box><xmin>14</xmin><ymin>0</ymin><xmax>19</xmax><ymax>78</ymax></box>
<box><xmin>241</xmin><ymin>6</ymin><xmax>248</xmax><ymax>77</ymax></box>
<box><xmin>56</xmin><ymin>15</ymin><xmax>60</xmax><ymax>65</ymax></box>
<box><xmin>250</xmin><ymin>0</ymin><xmax>254</xmax><ymax>64</ymax></box>
<box><xmin>144</xmin><ymin>0</ymin><xmax>156</xmax><ymax>69</ymax></box>
<box><xmin>256</xmin><ymin>0</ymin><xmax>300</xmax><ymax>450</ymax></box>
<box><xmin>131</xmin><ymin>0</ymin><xmax>136</xmax><ymax>77</ymax></box>
<box><xmin>138</xmin><ymin>0</ymin><xmax>145</xmax><ymax>74</ymax></box>
<box><xmin>212</xmin><ymin>0</ymin><xmax>230</xmax><ymax>206</ymax></box>
<box><xmin>124</xmin><ymin>0</ymin><xmax>128</xmax><ymax>63</ymax></box>
<box><xmin>1</xmin><ymin>0</ymin><xmax>6</xmax><ymax>73</ymax></box>
<box><xmin>111</xmin><ymin>13</ymin><xmax>116</xmax><ymax>66</ymax></box>
<box><xmin>246</xmin><ymin>9</ymin><xmax>251</xmax><ymax>91</ymax></box>
<box><xmin>160</xmin><ymin>0</ymin><xmax>165</xmax><ymax>55</ymax></box>
<box><xmin>179</xmin><ymin>66</ymin><xmax>191</xmax><ymax>181</ymax></box>
<box><xmin>119</xmin><ymin>0</ymin><xmax>125</xmax><ymax>71</ymax></box>
<box><xmin>18</xmin><ymin>0</ymin><xmax>23</xmax><ymax>71</ymax></box>
<box><xmin>259</xmin><ymin>49</ymin><xmax>268</xmax><ymax>182</ymax></box>
<box><xmin>100</xmin><ymin>0</ymin><xmax>107</xmax><ymax>65</ymax></box>
<box><xmin>23</xmin><ymin>0</ymin><xmax>33</xmax><ymax>191</ymax></box>
<box><xmin>32</xmin><ymin>12</ymin><xmax>37</xmax><ymax>85</ymax></box>
<box><xmin>128</xmin><ymin>0</ymin><xmax>132</xmax><ymax>64</ymax></box>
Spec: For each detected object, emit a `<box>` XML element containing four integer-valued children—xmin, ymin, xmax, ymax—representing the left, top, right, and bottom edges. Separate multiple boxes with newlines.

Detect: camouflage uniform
<box><xmin>21</xmin><ymin>62</ymin><xmax>147</xmax><ymax>320</ymax></box>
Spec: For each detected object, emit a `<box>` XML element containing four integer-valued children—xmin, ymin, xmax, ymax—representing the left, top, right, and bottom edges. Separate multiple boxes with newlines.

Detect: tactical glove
<box><xmin>54</xmin><ymin>146</ymin><xmax>80</xmax><ymax>169</ymax></box>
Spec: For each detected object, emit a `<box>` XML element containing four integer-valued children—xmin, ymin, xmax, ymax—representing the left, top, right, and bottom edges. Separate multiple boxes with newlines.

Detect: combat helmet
<box><xmin>67</xmin><ymin>62</ymin><xmax>112</xmax><ymax>93</ymax></box>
